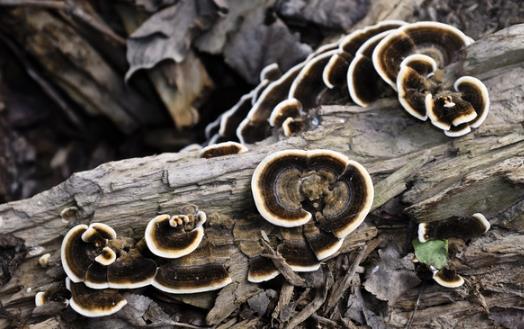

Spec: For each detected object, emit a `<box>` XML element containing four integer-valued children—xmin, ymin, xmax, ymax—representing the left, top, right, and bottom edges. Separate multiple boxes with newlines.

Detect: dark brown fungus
<box><xmin>67</xmin><ymin>279</ymin><xmax>127</xmax><ymax>317</ymax></box>
<box><xmin>153</xmin><ymin>262</ymin><xmax>232</xmax><ymax>294</ymax></box>
<box><xmin>199</xmin><ymin>141</ymin><xmax>248</xmax><ymax>158</ymax></box>
<box><xmin>248</xmin><ymin>256</ymin><xmax>280</xmax><ymax>283</ymax></box>
<box><xmin>373</xmin><ymin>21</ymin><xmax>474</xmax><ymax>90</ymax></box>
<box><xmin>281</xmin><ymin>117</ymin><xmax>305</xmax><ymax>137</ymax></box>
<box><xmin>107</xmin><ymin>248</ymin><xmax>157</xmax><ymax>289</ymax></box>
<box><xmin>268</xmin><ymin>98</ymin><xmax>302</xmax><ymax>128</ymax></box>
<box><xmin>251</xmin><ymin>149</ymin><xmax>374</xmax><ymax>238</ymax></box>
<box><xmin>418</xmin><ymin>213</ymin><xmax>490</xmax><ymax>243</ymax></box>
<box><xmin>323</xmin><ymin>20</ymin><xmax>406</xmax><ymax>89</ymax></box>
<box><xmin>145</xmin><ymin>211</ymin><xmax>206</xmax><ymax>259</ymax></box>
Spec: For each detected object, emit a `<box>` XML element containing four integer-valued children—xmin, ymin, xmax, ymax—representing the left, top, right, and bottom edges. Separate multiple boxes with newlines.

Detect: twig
<box><xmin>405</xmin><ymin>284</ymin><xmax>425</xmax><ymax>329</ymax></box>
<box><xmin>0</xmin><ymin>0</ymin><xmax>126</xmax><ymax>45</ymax></box>
<box><xmin>325</xmin><ymin>245</ymin><xmax>368</xmax><ymax>312</ymax></box>
<box><xmin>260</xmin><ymin>238</ymin><xmax>307</xmax><ymax>287</ymax></box>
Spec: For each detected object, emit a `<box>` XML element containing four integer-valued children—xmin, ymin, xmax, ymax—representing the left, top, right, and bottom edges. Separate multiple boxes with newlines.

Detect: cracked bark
<box><xmin>0</xmin><ymin>23</ymin><xmax>524</xmax><ymax>329</ymax></box>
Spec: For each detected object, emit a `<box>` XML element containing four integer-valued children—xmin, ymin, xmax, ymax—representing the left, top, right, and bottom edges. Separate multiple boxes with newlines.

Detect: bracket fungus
<box><xmin>373</xmin><ymin>21</ymin><xmax>474</xmax><ymax>90</ymax></box>
<box><xmin>145</xmin><ymin>211</ymin><xmax>207</xmax><ymax>259</ymax></box>
<box><xmin>323</xmin><ymin>20</ymin><xmax>406</xmax><ymax>90</ymax></box>
<box><xmin>252</xmin><ymin>149</ymin><xmax>373</xmax><ymax>238</ymax></box>
<box><xmin>153</xmin><ymin>262</ymin><xmax>232</xmax><ymax>294</ymax></box>
<box><xmin>199</xmin><ymin>141</ymin><xmax>248</xmax><ymax>158</ymax></box>
<box><xmin>247</xmin><ymin>256</ymin><xmax>280</xmax><ymax>283</ymax></box>
<box><xmin>418</xmin><ymin>213</ymin><xmax>490</xmax><ymax>243</ymax></box>
<box><xmin>66</xmin><ymin>279</ymin><xmax>128</xmax><ymax>317</ymax></box>
<box><xmin>432</xmin><ymin>267</ymin><xmax>465</xmax><ymax>288</ymax></box>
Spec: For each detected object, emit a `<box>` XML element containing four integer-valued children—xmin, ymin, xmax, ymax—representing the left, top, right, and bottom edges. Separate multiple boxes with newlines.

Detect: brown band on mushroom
<box><xmin>373</xmin><ymin>22</ymin><xmax>473</xmax><ymax>90</ymax></box>
<box><xmin>68</xmin><ymin>280</ymin><xmax>127</xmax><ymax>317</ymax></box>
<box><xmin>323</xmin><ymin>20</ymin><xmax>406</xmax><ymax>89</ymax></box>
<box><xmin>425</xmin><ymin>92</ymin><xmax>478</xmax><ymax>131</ymax></box>
<box><xmin>35</xmin><ymin>286</ymin><xmax>70</xmax><ymax>307</ymax></box>
<box><xmin>248</xmin><ymin>255</ymin><xmax>280</xmax><ymax>283</ymax></box>
<box><xmin>84</xmin><ymin>262</ymin><xmax>109</xmax><ymax>290</ymax></box>
<box><xmin>444</xmin><ymin>123</ymin><xmax>472</xmax><ymax>137</ymax></box>
<box><xmin>453</xmin><ymin>76</ymin><xmax>490</xmax><ymax>129</ymax></box>
<box><xmin>145</xmin><ymin>211</ymin><xmax>206</xmax><ymax>259</ymax></box>
<box><xmin>153</xmin><ymin>262</ymin><xmax>232</xmax><ymax>294</ymax></box>
<box><xmin>288</xmin><ymin>50</ymin><xmax>338</xmax><ymax>110</ymax></box>
<box><xmin>277</xmin><ymin>227</ymin><xmax>320</xmax><ymax>272</ymax></box>
<box><xmin>199</xmin><ymin>141</ymin><xmax>248</xmax><ymax>159</ymax></box>
<box><xmin>217</xmin><ymin>93</ymin><xmax>254</xmax><ymax>142</ymax></box>
<box><xmin>432</xmin><ymin>267</ymin><xmax>464</xmax><ymax>288</ymax></box>
<box><xmin>268</xmin><ymin>98</ymin><xmax>302</xmax><ymax>128</ymax></box>
<box><xmin>107</xmin><ymin>248</ymin><xmax>157</xmax><ymax>289</ymax></box>
<box><xmin>347</xmin><ymin>30</ymin><xmax>399</xmax><ymax>107</ymax></box>
<box><xmin>61</xmin><ymin>224</ymin><xmax>97</xmax><ymax>283</ymax></box>
<box><xmin>418</xmin><ymin>213</ymin><xmax>490</xmax><ymax>243</ymax></box>
<box><xmin>303</xmin><ymin>222</ymin><xmax>343</xmax><ymax>261</ymax></box>
<box><xmin>252</xmin><ymin>150</ymin><xmax>373</xmax><ymax>238</ymax></box>
<box><xmin>282</xmin><ymin>117</ymin><xmax>305</xmax><ymax>137</ymax></box>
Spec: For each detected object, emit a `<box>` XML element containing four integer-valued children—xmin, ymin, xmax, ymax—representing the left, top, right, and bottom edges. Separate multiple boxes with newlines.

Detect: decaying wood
<box><xmin>1</xmin><ymin>22</ymin><xmax>524</xmax><ymax>329</ymax></box>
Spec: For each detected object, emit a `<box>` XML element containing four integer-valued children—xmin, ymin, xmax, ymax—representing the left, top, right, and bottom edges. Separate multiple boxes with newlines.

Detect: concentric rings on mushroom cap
<box><xmin>251</xmin><ymin>149</ymin><xmax>374</xmax><ymax>239</ymax></box>
<box><xmin>153</xmin><ymin>262</ymin><xmax>232</xmax><ymax>294</ymax></box>
<box><xmin>373</xmin><ymin>21</ymin><xmax>474</xmax><ymax>90</ymax></box>
<box><xmin>61</xmin><ymin>224</ymin><xmax>97</xmax><ymax>283</ymax></box>
<box><xmin>67</xmin><ymin>279</ymin><xmax>127</xmax><ymax>317</ymax></box>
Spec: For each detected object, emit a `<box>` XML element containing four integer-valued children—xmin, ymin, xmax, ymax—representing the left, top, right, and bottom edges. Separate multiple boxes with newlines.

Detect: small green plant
<box><xmin>412</xmin><ymin>239</ymin><xmax>448</xmax><ymax>270</ymax></box>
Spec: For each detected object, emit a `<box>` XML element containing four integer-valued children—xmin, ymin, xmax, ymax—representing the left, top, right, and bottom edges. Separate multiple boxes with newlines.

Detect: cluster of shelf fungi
<box><xmin>36</xmin><ymin>20</ymin><xmax>494</xmax><ymax>319</ymax></box>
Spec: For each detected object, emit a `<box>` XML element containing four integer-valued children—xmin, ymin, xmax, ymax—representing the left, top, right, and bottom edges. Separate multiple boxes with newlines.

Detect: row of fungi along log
<box><xmin>0</xmin><ymin>24</ymin><xmax>524</xmax><ymax>328</ymax></box>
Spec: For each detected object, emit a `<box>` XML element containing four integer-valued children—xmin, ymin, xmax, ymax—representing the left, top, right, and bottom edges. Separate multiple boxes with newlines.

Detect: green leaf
<box><xmin>412</xmin><ymin>239</ymin><xmax>448</xmax><ymax>270</ymax></box>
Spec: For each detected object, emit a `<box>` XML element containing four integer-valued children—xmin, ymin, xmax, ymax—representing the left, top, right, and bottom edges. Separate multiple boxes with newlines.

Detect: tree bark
<box><xmin>1</xmin><ymin>23</ymin><xmax>524</xmax><ymax>329</ymax></box>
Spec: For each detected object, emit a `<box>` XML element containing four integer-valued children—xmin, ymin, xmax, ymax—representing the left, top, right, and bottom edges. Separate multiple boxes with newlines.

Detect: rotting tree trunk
<box><xmin>1</xmin><ymin>24</ymin><xmax>524</xmax><ymax>329</ymax></box>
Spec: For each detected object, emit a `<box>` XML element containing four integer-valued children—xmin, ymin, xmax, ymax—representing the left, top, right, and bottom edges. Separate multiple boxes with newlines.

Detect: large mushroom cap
<box><xmin>323</xmin><ymin>20</ymin><xmax>406</xmax><ymax>89</ymax></box>
<box><xmin>418</xmin><ymin>213</ymin><xmax>490</xmax><ymax>243</ymax></box>
<box><xmin>396</xmin><ymin>54</ymin><xmax>439</xmax><ymax>121</ymax></box>
<box><xmin>145</xmin><ymin>211</ymin><xmax>206</xmax><ymax>259</ymax></box>
<box><xmin>251</xmin><ymin>149</ymin><xmax>374</xmax><ymax>238</ymax></box>
<box><xmin>68</xmin><ymin>279</ymin><xmax>127</xmax><ymax>317</ymax></box>
<box><xmin>107</xmin><ymin>249</ymin><xmax>157</xmax><ymax>289</ymax></box>
<box><xmin>373</xmin><ymin>21</ymin><xmax>473</xmax><ymax>90</ymax></box>
<box><xmin>153</xmin><ymin>263</ymin><xmax>232</xmax><ymax>294</ymax></box>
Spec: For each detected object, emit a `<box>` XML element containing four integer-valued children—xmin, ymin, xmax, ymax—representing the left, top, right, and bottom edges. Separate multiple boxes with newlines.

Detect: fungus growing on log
<box><xmin>373</xmin><ymin>21</ymin><xmax>474</xmax><ymax>90</ymax></box>
<box><xmin>67</xmin><ymin>279</ymin><xmax>127</xmax><ymax>317</ymax></box>
<box><xmin>418</xmin><ymin>213</ymin><xmax>490</xmax><ymax>243</ymax></box>
<box><xmin>199</xmin><ymin>141</ymin><xmax>248</xmax><ymax>158</ymax></box>
<box><xmin>247</xmin><ymin>256</ymin><xmax>280</xmax><ymax>283</ymax></box>
<box><xmin>432</xmin><ymin>267</ymin><xmax>465</xmax><ymax>288</ymax></box>
<box><xmin>251</xmin><ymin>149</ymin><xmax>374</xmax><ymax>238</ymax></box>
<box><xmin>145</xmin><ymin>211</ymin><xmax>207</xmax><ymax>259</ymax></box>
<box><xmin>153</xmin><ymin>263</ymin><xmax>232</xmax><ymax>294</ymax></box>
<box><xmin>323</xmin><ymin>20</ymin><xmax>406</xmax><ymax>89</ymax></box>
<box><xmin>106</xmin><ymin>248</ymin><xmax>157</xmax><ymax>289</ymax></box>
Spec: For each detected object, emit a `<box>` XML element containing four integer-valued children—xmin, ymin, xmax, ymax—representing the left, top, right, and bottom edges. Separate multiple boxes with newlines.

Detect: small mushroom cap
<box><xmin>107</xmin><ymin>249</ymin><xmax>157</xmax><ymax>289</ymax></box>
<box><xmin>347</xmin><ymin>30</ymin><xmax>396</xmax><ymax>107</ymax></box>
<box><xmin>251</xmin><ymin>149</ymin><xmax>374</xmax><ymax>238</ymax></box>
<box><xmin>68</xmin><ymin>281</ymin><xmax>127</xmax><ymax>317</ymax></box>
<box><xmin>282</xmin><ymin>117</ymin><xmax>305</xmax><ymax>137</ymax></box>
<box><xmin>432</xmin><ymin>268</ymin><xmax>464</xmax><ymax>288</ymax></box>
<box><xmin>95</xmin><ymin>247</ymin><xmax>117</xmax><ymax>266</ymax></box>
<box><xmin>259</xmin><ymin>63</ymin><xmax>282</xmax><ymax>82</ymax></box>
<box><xmin>425</xmin><ymin>92</ymin><xmax>478</xmax><ymax>131</ymax></box>
<box><xmin>247</xmin><ymin>256</ymin><xmax>280</xmax><ymax>283</ymax></box>
<box><xmin>35</xmin><ymin>286</ymin><xmax>70</xmax><ymax>307</ymax></box>
<box><xmin>303</xmin><ymin>222</ymin><xmax>343</xmax><ymax>261</ymax></box>
<box><xmin>453</xmin><ymin>76</ymin><xmax>490</xmax><ymax>129</ymax></box>
<box><xmin>61</xmin><ymin>224</ymin><xmax>95</xmax><ymax>283</ymax></box>
<box><xmin>288</xmin><ymin>50</ymin><xmax>338</xmax><ymax>110</ymax></box>
<box><xmin>278</xmin><ymin>239</ymin><xmax>320</xmax><ymax>272</ymax></box>
<box><xmin>81</xmin><ymin>223</ymin><xmax>117</xmax><ymax>244</ymax></box>
<box><xmin>199</xmin><ymin>141</ymin><xmax>248</xmax><ymax>159</ymax></box>
<box><xmin>153</xmin><ymin>263</ymin><xmax>232</xmax><ymax>294</ymax></box>
<box><xmin>218</xmin><ymin>93</ymin><xmax>254</xmax><ymax>141</ymax></box>
<box><xmin>145</xmin><ymin>212</ymin><xmax>206</xmax><ymax>259</ymax></box>
<box><xmin>396</xmin><ymin>54</ymin><xmax>438</xmax><ymax>121</ymax></box>
<box><xmin>35</xmin><ymin>291</ymin><xmax>46</xmax><ymax>307</ymax></box>
<box><xmin>418</xmin><ymin>213</ymin><xmax>490</xmax><ymax>243</ymax></box>
<box><xmin>268</xmin><ymin>98</ymin><xmax>302</xmax><ymax>127</ymax></box>
<box><xmin>373</xmin><ymin>21</ymin><xmax>473</xmax><ymax>90</ymax></box>
<box><xmin>444</xmin><ymin>124</ymin><xmax>472</xmax><ymax>137</ymax></box>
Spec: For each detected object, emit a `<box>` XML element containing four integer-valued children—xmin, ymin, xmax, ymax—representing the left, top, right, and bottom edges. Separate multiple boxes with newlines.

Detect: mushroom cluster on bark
<box><xmin>205</xmin><ymin>21</ymin><xmax>490</xmax><ymax>144</ymax></box>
